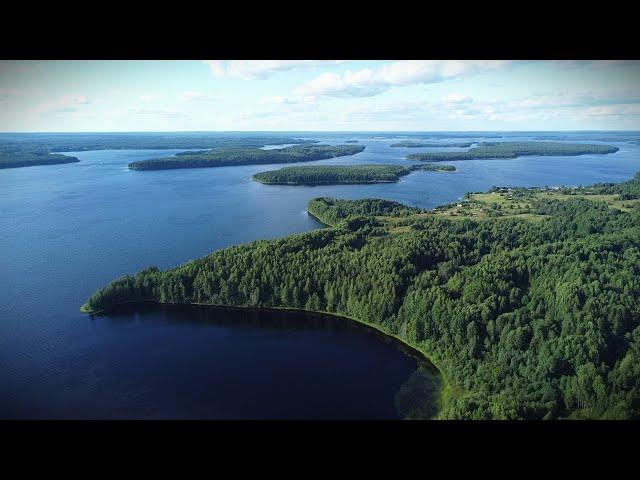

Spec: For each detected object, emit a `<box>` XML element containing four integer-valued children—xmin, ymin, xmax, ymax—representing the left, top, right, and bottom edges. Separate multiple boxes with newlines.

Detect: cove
<box><xmin>69</xmin><ymin>303</ymin><xmax>440</xmax><ymax>419</ymax></box>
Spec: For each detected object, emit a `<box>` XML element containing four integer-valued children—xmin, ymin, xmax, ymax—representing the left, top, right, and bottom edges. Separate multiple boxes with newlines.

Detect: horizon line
<box><xmin>1</xmin><ymin>129</ymin><xmax>639</xmax><ymax>134</ymax></box>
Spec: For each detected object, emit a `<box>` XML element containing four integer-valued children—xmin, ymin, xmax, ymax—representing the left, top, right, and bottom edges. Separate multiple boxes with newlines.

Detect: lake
<box><xmin>1</xmin><ymin>132</ymin><xmax>639</xmax><ymax>418</ymax></box>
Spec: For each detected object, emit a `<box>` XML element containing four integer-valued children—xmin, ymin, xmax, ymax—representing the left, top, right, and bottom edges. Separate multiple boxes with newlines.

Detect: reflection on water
<box><xmin>395</xmin><ymin>364</ymin><xmax>442</xmax><ymax>420</ymax></box>
<box><xmin>34</xmin><ymin>302</ymin><xmax>439</xmax><ymax>420</ymax></box>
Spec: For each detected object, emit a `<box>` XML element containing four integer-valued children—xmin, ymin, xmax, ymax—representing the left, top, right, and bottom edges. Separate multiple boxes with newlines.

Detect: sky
<box><xmin>0</xmin><ymin>60</ymin><xmax>639</xmax><ymax>132</ymax></box>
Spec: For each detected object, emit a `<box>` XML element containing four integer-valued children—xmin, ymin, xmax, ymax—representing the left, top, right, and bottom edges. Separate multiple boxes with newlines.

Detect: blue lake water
<box><xmin>1</xmin><ymin>132</ymin><xmax>639</xmax><ymax>419</ymax></box>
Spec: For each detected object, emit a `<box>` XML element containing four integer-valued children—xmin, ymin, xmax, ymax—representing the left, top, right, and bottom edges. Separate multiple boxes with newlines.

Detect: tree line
<box><xmin>407</xmin><ymin>141</ymin><xmax>619</xmax><ymax>162</ymax></box>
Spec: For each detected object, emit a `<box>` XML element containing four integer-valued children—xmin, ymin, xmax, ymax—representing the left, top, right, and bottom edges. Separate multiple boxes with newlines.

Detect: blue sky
<box><xmin>1</xmin><ymin>60</ymin><xmax>639</xmax><ymax>132</ymax></box>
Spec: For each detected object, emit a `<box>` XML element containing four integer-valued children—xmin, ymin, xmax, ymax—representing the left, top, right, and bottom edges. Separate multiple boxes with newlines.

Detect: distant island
<box><xmin>253</xmin><ymin>164</ymin><xmax>456</xmax><ymax>185</ymax></box>
<box><xmin>128</xmin><ymin>144</ymin><xmax>366</xmax><ymax>171</ymax></box>
<box><xmin>344</xmin><ymin>140</ymin><xmax>359</xmax><ymax>143</ymax></box>
<box><xmin>0</xmin><ymin>148</ymin><xmax>79</xmax><ymax>169</ymax></box>
<box><xmin>407</xmin><ymin>141</ymin><xmax>619</xmax><ymax>162</ymax></box>
<box><xmin>81</xmin><ymin>172</ymin><xmax>640</xmax><ymax>420</ymax></box>
<box><xmin>0</xmin><ymin>133</ymin><xmax>319</xmax><ymax>169</ymax></box>
<box><xmin>391</xmin><ymin>141</ymin><xmax>473</xmax><ymax>148</ymax></box>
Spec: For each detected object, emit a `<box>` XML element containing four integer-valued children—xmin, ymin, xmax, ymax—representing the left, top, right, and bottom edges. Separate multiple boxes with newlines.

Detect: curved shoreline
<box><xmin>83</xmin><ymin>299</ymin><xmax>451</xmax><ymax>417</ymax></box>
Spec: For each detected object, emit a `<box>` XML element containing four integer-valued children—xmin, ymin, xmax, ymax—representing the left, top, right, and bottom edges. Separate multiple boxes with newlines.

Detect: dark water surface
<box><xmin>1</xmin><ymin>132</ymin><xmax>639</xmax><ymax>419</ymax></box>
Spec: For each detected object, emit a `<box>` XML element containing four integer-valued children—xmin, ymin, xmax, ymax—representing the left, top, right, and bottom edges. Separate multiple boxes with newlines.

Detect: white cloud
<box><xmin>331</xmin><ymin>87</ymin><xmax>640</xmax><ymax>126</ymax></box>
<box><xmin>202</xmin><ymin>60</ymin><xmax>343</xmax><ymax>80</ymax></box>
<box><xmin>139</xmin><ymin>94</ymin><xmax>159</xmax><ymax>102</ymax></box>
<box><xmin>260</xmin><ymin>95</ymin><xmax>298</xmax><ymax>105</ymax></box>
<box><xmin>109</xmin><ymin>106</ymin><xmax>185</xmax><ymax>119</ymax></box>
<box><xmin>442</xmin><ymin>93</ymin><xmax>473</xmax><ymax>104</ymax></box>
<box><xmin>132</xmin><ymin>108</ymin><xmax>184</xmax><ymax>118</ymax></box>
<box><xmin>294</xmin><ymin>60</ymin><xmax>511</xmax><ymax>98</ymax></box>
<box><xmin>35</xmin><ymin>94</ymin><xmax>91</xmax><ymax>115</ymax></box>
<box><xmin>203</xmin><ymin>60</ymin><xmax>225</xmax><ymax>77</ymax></box>
<box><xmin>554</xmin><ymin>60</ymin><xmax>640</xmax><ymax>69</ymax></box>
<box><xmin>179</xmin><ymin>91</ymin><xmax>222</xmax><ymax>102</ymax></box>
<box><xmin>580</xmin><ymin>103</ymin><xmax>640</xmax><ymax>117</ymax></box>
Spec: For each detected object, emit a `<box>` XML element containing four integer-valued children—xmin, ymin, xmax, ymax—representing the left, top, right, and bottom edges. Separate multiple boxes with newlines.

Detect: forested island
<box><xmin>0</xmin><ymin>145</ymin><xmax>80</xmax><ymax>169</ymax></box>
<box><xmin>82</xmin><ymin>172</ymin><xmax>640</xmax><ymax>420</ymax></box>
<box><xmin>128</xmin><ymin>144</ymin><xmax>366</xmax><ymax>170</ymax></box>
<box><xmin>407</xmin><ymin>141</ymin><xmax>619</xmax><ymax>162</ymax></box>
<box><xmin>0</xmin><ymin>133</ymin><xmax>318</xmax><ymax>169</ymax></box>
<box><xmin>253</xmin><ymin>164</ymin><xmax>455</xmax><ymax>185</ymax></box>
<box><xmin>391</xmin><ymin>141</ymin><xmax>473</xmax><ymax>148</ymax></box>
<box><xmin>344</xmin><ymin>140</ymin><xmax>359</xmax><ymax>143</ymax></box>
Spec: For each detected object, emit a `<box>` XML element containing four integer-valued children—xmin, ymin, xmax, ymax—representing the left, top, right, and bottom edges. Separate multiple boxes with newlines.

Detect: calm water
<box><xmin>1</xmin><ymin>132</ymin><xmax>639</xmax><ymax>419</ymax></box>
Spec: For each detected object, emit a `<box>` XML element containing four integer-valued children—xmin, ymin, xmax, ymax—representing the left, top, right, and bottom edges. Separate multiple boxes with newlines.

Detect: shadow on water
<box><xmin>97</xmin><ymin>302</ymin><xmax>442</xmax><ymax>419</ymax></box>
<box><xmin>394</xmin><ymin>364</ymin><xmax>442</xmax><ymax>419</ymax></box>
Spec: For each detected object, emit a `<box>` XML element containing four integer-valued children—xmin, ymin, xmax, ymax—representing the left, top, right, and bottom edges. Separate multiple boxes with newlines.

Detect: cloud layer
<box><xmin>293</xmin><ymin>60</ymin><xmax>511</xmax><ymax>98</ymax></box>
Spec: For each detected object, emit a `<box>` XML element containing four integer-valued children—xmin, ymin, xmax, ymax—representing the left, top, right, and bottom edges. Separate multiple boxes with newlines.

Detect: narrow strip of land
<box><xmin>253</xmin><ymin>164</ymin><xmax>455</xmax><ymax>185</ymax></box>
<box><xmin>407</xmin><ymin>141</ymin><xmax>618</xmax><ymax>162</ymax></box>
<box><xmin>128</xmin><ymin>144</ymin><xmax>365</xmax><ymax>170</ymax></box>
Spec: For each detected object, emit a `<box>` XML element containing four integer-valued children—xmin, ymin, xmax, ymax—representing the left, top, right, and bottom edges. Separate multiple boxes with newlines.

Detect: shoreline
<box><xmin>255</xmin><ymin>179</ymin><xmax>399</xmax><ymax>186</ymax></box>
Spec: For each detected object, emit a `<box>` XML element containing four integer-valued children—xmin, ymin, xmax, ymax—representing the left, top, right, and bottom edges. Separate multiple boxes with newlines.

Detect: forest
<box><xmin>0</xmin><ymin>144</ymin><xmax>79</xmax><ymax>169</ymax></box>
<box><xmin>0</xmin><ymin>133</ymin><xmax>317</xmax><ymax>169</ymax></box>
<box><xmin>254</xmin><ymin>165</ymin><xmax>409</xmax><ymax>185</ymax></box>
<box><xmin>390</xmin><ymin>141</ymin><xmax>473</xmax><ymax>148</ymax></box>
<box><xmin>82</xmin><ymin>172</ymin><xmax>640</xmax><ymax>419</ymax></box>
<box><xmin>254</xmin><ymin>164</ymin><xmax>455</xmax><ymax>185</ymax></box>
<box><xmin>407</xmin><ymin>141</ymin><xmax>619</xmax><ymax>162</ymax></box>
<box><xmin>128</xmin><ymin>144</ymin><xmax>366</xmax><ymax>170</ymax></box>
<box><xmin>308</xmin><ymin>197</ymin><xmax>421</xmax><ymax>226</ymax></box>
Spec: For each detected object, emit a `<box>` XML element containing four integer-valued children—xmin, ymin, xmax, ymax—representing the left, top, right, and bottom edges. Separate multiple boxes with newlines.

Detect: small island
<box><xmin>407</xmin><ymin>141</ymin><xmax>619</xmax><ymax>162</ymax></box>
<box><xmin>391</xmin><ymin>141</ymin><xmax>472</xmax><ymax>148</ymax></box>
<box><xmin>344</xmin><ymin>140</ymin><xmax>359</xmax><ymax>143</ymax></box>
<box><xmin>128</xmin><ymin>144</ymin><xmax>366</xmax><ymax>170</ymax></box>
<box><xmin>253</xmin><ymin>164</ymin><xmax>456</xmax><ymax>185</ymax></box>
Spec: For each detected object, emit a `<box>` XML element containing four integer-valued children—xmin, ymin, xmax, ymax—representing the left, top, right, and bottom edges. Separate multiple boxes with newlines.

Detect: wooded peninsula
<box><xmin>82</xmin><ymin>172</ymin><xmax>640</xmax><ymax>420</ymax></box>
<box><xmin>407</xmin><ymin>141</ymin><xmax>619</xmax><ymax>162</ymax></box>
<box><xmin>0</xmin><ymin>146</ymin><xmax>79</xmax><ymax>169</ymax></box>
<box><xmin>253</xmin><ymin>164</ymin><xmax>455</xmax><ymax>185</ymax></box>
<box><xmin>128</xmin><ymin>144</ymin><xmax>366</xmax><ymax>170</ymax></box>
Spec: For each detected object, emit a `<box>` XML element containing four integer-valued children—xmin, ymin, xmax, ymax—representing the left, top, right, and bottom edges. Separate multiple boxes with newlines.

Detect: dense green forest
<box><xmin>128</xmin><ymin>144</ymin><xmax>366</xmax><ymax>170</ymax></box>
<box><xmin>419</xmin><ymin>164</ymin><xmax>456</xmax><ymax>172</ymax></box>
<box><xmin>0</xmin><ymin>144</ymin><xmax>79</xmax><ymax>169</ymax></box>
<box><xmin>308</xmin><ymin>197</ymin><xmax>421</xmax><ymax>226</ymax></box>
<box><xmin>254</xmin><ymin>165</ymin><xmax>409</xmax><ymax>185</ymax></box>
<box><xmin>83</xmin><ymin>172</ymin><xmax>640</xmax><ymax>419</ymax></box>
<box><xmin>0</xmin><ymin>133</ymin><xmax>317</xmax><ymax>169</ymax></box>
<box><xmin>407</xmin><ymin>141</ymin><xmax>619</xmax><ymax>162</ymax></box>
<box><xmin>254</xmin><ymin>164</ymin><xmax>455</xmax><ymax>185</ymax></box>
<box><xmin>253</xmin><ymin>165</ymin><xmax>456</xmax><ymax>185</ymax></box>
<box><xmin>391</xmin><ymin>141</ymin><xmax>472</xmax><ymax>148</ymax></box>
